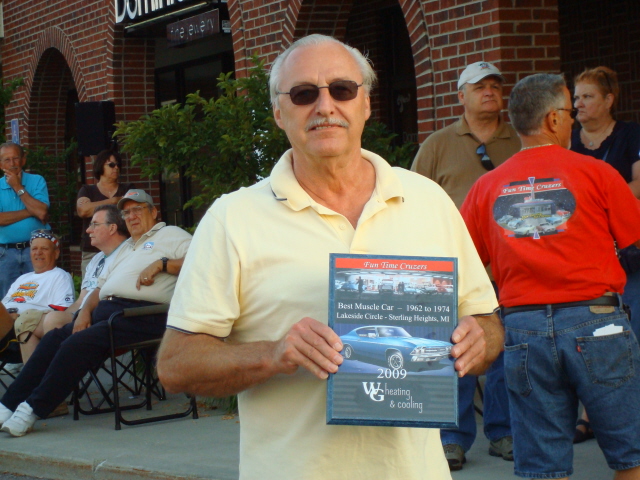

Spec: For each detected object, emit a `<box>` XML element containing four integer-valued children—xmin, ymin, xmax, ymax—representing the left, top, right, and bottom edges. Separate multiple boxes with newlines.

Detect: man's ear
<box><xmin>457</xmin><ymin>88</ymin><xmax>466</xmax><ymax>105</ymax></box>
<box><xmin>274</xmin><ymin>105</ymin><xmax>285</xmax><ymax>130</ymax></box>
<box><xmin>546</xmin><ymin>110</ymin><xmax>560</xmax><ymax>133</ymax></box>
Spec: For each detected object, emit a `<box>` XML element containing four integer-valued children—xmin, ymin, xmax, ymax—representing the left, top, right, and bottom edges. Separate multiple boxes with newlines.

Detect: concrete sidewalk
<box><xmin>0</xmin><ymin>380</ymin><xmax>613</xmax><ymax>480</ymax></box>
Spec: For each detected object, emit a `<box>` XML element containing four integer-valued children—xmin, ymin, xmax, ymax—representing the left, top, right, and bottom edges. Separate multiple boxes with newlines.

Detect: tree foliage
<box><xmin>115</xmin><ymin>57</ymin><xmax>416</xmax><ymax>213</ymax></box>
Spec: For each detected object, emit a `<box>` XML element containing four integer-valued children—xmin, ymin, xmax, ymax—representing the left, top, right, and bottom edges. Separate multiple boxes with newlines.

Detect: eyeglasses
<box><xmin>121</xmin><ymin>205</ymin><xmax>148</xmax><ymax>219</ymax></box>
<box><xmin>105</xmin><ymin>162</ymin><xmax>120</xmax><ymax>169</ymax></box>
<box><xmin>476</xmin><ymin>144</ymin><xmax>495</xmax><ymax>171</ymax></box>
<box><xmin>88</xmin><ymin>222</ymin><xmax>112</xmax><ymax>229</ymax></box>
<box><xmin>276</xmin><ymin>80</ymin><xmax>363</xmax><ymax>106</ymax></box>
<box><xmin>555</xmin><ymin>108</ymin><xmax>578</xmax><ymax>119</ymax></box>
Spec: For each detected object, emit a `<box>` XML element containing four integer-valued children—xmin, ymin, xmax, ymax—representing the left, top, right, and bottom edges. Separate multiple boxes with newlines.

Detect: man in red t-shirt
<box><xmin>461</xmin><ymin>74</ymin><xmax>640</xmax><ymax>480</ymax></box>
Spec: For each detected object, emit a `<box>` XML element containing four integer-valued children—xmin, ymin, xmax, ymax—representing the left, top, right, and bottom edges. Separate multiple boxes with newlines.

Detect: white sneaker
<box><xmin>1</xmin><ymin>401</ymin><xmax>37</xmax><ymax>437</ymax></box>
<box><xmin>0</xmin><ymin>402</ymin><xmax>13</xmax><ymax>424</ymax></box>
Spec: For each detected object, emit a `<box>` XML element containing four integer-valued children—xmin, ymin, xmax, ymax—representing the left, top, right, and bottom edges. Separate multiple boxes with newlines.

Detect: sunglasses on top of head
<box><xmin>276</xmin><ymin>80</ymin><xmax>363</xmax><ymax>106</ymax></box>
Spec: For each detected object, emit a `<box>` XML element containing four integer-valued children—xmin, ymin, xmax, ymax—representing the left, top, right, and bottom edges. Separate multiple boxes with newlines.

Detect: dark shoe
<box><xmin>443</xmin><ymin>443</ymin><xmax>466</xmax><ymax>471</ymax></box>
<box><xmin>573</xmin><ymin>419</ymin><xmax>595</xmax><ymax>444</ymax></box>
<box><xmin>489</xmin><ymin>435</ymin><xmax>514</xmax><ymax>461</ymax></box>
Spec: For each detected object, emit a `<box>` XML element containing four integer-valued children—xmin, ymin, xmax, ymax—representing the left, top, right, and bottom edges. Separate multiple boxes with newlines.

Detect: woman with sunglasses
<box><xmin>571</xmin><ymin>66</ymin><xmax>640</xmax><ymax>444</ymax></box>
<box><xmin>76</xmin><ymin>149</ymin><xmax>134</xmax><ymax>276</ymax></box>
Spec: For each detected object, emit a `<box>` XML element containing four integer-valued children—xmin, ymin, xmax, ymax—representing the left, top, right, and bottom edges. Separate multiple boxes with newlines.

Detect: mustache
<box><xmin>305</xmin><ymin>117</ymin><xmax>349</xmax><ymax>132</ymax></box>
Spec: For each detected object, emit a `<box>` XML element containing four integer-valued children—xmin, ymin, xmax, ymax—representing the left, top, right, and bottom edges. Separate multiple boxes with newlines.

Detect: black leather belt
<box><xmin>0</xmin><ymin>242</ymin><xmax>29</xmax><ymax>249</ymax></box>
<box><xmin>502</xmin><ymin>294</ymin><xmax>620</xmax><ymax>316</ymax></box>
<box><xmin>104</xmin><ymin>296</ymin><xmax>148</xmax><ymax>304</ymax></box>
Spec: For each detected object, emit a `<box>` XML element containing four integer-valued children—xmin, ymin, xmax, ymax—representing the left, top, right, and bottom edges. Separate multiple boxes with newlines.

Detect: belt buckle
<box><xmin>16</xmin><ymin>242</ymin><xmax>28</xmax><ymax>249</ymax></box>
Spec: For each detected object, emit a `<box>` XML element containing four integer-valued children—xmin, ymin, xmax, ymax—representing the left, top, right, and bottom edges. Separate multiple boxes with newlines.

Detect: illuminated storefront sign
<box><xmin>115</xmin><ymin>0</ymin><xmax>205</xmax><ymax>24</ymax></box>
<box><xmin>167</xmin><ymin>10</ymin><xmax>219</xmax><ymax>45</ymax></box>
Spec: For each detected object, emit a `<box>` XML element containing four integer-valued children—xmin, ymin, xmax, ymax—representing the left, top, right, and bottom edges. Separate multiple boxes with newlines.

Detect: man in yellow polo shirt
<box><xmin>158</xmin><ymin>34</ymin><xmax>503</xmax><ymax>480</ymax></box>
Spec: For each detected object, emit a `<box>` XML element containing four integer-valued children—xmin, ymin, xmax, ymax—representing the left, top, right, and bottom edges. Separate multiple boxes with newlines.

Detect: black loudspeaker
<box><xmin>75</xmin><ymin>101</ymin><xmax>117</xmax><ymax>156</ymax></box>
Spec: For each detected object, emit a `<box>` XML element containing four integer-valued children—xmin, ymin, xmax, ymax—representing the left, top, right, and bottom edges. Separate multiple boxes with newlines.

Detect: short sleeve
<box><xmin>167</xmin><ymin>208</ymin><xmax>240</xmax><ymax>338</ymax></box>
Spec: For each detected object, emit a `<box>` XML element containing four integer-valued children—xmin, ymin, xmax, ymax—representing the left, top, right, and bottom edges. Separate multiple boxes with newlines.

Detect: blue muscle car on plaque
<box><xmin>327</xmin><ymin>254</ymin><xmax>459</xmax><ymax>428</ymax></box>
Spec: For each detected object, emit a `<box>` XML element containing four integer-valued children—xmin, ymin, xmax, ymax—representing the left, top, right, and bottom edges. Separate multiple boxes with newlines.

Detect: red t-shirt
<box><xmin>461</xmin><ymin>145</ymin><xmax>640</xmax><ymax>308</ymax></box>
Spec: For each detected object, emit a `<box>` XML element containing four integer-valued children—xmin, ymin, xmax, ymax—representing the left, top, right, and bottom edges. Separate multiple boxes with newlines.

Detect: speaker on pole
<box><xmin>75</xmin><ymin>101</ymin><xmax>117</xmax><ymax>156</ymax></box>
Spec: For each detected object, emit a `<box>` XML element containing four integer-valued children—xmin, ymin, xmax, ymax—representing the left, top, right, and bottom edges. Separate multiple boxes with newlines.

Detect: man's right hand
<box><xmin>72</xmin><ymin>310</ymin><xmax>92</xmax><ymax>334</ymax></box>
<box><xmin>271</xmin><ymin>317</ymin><xmax>344</xmax><ymax>380</ymax></box>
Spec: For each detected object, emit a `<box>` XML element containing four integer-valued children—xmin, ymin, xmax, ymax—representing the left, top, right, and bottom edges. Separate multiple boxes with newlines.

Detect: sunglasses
<box><xmin>476</xmin><ymin>144</ymin><xmax>495</xmax><ymax>171</ymax></box>
<box><xmin>276</xmin><ymin>80</ymin><xmax>363</xmax><ymax>106</ymax></box>
<box><xmin>106</xmin><ymin>162</ymin><xmax>120</xmax><ymax>169</ymax></box>
<box><xmin>555</xmin><ymin>108</ymin><xmax>578</xmax><ymax>119</ymax></box>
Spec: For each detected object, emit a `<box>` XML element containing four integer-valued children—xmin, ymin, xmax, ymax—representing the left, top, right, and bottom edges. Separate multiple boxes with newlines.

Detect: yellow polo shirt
<box><xmin>168</xmin><ymin>149</ymin><xmax>497</xmax><ymax>480</ymax></box>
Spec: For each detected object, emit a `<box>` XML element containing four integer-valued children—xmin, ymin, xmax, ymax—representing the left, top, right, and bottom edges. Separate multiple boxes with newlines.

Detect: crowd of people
<box><xmin>1</xmin><ymin>33</ymin><xmax>639</xmax><ymax>480</ymax></box>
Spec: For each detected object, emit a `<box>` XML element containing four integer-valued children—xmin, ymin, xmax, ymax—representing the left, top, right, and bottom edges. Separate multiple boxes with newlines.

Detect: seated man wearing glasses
<box><xmin>0</xmin><ymin>189</ymin><xmax>191</xmax><ymax>436</ymax></box>
<box><xmin>157</xmin><ymin>35</ymin><xmax>503</xmax><ymax>480</ymax></box>
<box><xmin>410</xmin><ymin>61</ymin><xmax>521</xmax><ymax>470</ymax></box>
<box><xmin>1</xmin><ymin>230</ymin><xmax>74</xmax><ymax>355</ymax></box>
<box><xmin>20</xmin><ymin>205</ymin><xmax>129</xmax><ymax>363</ymax></box>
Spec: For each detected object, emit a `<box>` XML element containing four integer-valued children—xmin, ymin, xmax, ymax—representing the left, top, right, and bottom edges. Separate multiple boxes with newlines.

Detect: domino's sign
<box><xmin>115</xmin><ymin>0</ymin><xmax>201</xmax><ymax>24</ymax></box>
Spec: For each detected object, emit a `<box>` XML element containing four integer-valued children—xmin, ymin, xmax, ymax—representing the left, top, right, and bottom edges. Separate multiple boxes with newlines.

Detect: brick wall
<box><xmin>559</xmin><ymin>0</ymin><xmax>640</xmax><ymax>123</ymax></box>
<box><xmin>419</xmin><ymin>0</ymin><xmax>561</xmax><ymax>137</ymax></box>
<box><xmin>1</xmin><ymin>1</ymin><xmax>156</xmax><ymax>274</ymax></box>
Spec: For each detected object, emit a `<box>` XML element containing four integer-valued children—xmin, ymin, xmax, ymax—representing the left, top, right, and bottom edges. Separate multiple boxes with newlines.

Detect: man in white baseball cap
<box><xmin>411</xmin><ymin>61</ymin><xmax>520</xmax><ymax>470</ymax></box>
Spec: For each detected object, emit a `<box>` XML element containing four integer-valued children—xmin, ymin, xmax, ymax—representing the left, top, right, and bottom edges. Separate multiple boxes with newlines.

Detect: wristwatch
<box><xmin>161</xmin><ymin>257</ymin><xmax>169</xmax><ymax>272</ymax></box>
<box><xmin>16</xmin><ymin>189</ymin><xmax>25</xmax><ymax>196</ymax></box>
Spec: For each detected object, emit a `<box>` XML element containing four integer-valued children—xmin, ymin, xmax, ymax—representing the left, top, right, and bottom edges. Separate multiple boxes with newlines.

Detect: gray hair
<box><xmin>508</xmin><ymin>74</ymin><xmax>566</xmax><ymax>136</ymax></box>
<box><xmin>269</xmin><ymin>34</ymin><xmax>377</xmax><ymax>107</ymax></box>
<box><xmin>0</xmin><ymin>142</ymin><xmax>25</xmax><ymax>158</ymax></box>
<box><xmin>94</xmin><ymin>204</ymin><xmax>129</xmax><ymax>238</ymax></box>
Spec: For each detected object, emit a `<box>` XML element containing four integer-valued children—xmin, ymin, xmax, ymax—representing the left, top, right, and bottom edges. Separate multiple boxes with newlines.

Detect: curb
<box><xmin>0</xmin><ymin>451</ymin><xmax>219</xmax><ymax>480</ymax></box>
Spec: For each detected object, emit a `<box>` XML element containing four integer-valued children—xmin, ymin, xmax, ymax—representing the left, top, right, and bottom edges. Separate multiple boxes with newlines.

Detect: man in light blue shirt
<box><xmin>0</xmin><ymin>142</ymin><xmax>50</xmax><ymax>297</ymax></box>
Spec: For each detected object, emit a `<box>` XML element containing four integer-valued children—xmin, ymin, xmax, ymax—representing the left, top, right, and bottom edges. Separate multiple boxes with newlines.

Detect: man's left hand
<box><xmin>136</xmin><ymin>260</ymin><xmax>163</xmax><ymax>290</ymax></box>
<box><xmin>450</xmin><ymin>313</ymin><xmax>503</xmax><ymax>377</ymax></box>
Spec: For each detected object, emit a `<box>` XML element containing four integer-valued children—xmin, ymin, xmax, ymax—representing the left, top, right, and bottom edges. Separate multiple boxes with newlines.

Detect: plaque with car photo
<box><xmin>327</xmin><ymin>253</ymin><xmax>458</xmax><ymax>428</ymax></box>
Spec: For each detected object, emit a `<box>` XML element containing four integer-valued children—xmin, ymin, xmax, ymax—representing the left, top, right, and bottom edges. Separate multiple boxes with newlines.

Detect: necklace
<box><xmin>582</xmin><ymin>120</ymin><xmax>615</xmax><ymax>148</ymax></box>
<box><xmin>97</xmin><ymin>181</ymin><xmax>118</xmax><ymax>198</ymax></box>
<box><xmin>521</xmin><ymin>144</ymin><xmax>554</xmax><ymax>151</ymax></box>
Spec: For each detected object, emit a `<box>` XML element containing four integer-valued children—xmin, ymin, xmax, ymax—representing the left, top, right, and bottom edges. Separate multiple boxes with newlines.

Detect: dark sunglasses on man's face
<box><xmin>276</xmin><ymin>80</ymin><xmax>363</xmax><ymax>106</ymax></box>
<box><xmin>476</xmin><ymin>144</ymin><xmax>495</xmax><ymax>171</ymax></box>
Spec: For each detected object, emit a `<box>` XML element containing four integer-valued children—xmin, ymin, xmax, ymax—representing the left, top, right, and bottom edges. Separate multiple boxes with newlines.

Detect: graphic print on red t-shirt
<box><xmin>491</xmin><ymin>176</ymin><xmax>576</xmax><ymax>239</ymax></box>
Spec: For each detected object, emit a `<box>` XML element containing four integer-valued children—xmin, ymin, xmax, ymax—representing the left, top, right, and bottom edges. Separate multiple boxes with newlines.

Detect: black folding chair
<box><xmin>0</xmin><ymin>331</ymin><xmax>22</xmax><ymax>390</ymax></box>
<box><xmin>73</xmin><ymin>303</ymin><xmax>198</xmax><ymax>430</ymax></box>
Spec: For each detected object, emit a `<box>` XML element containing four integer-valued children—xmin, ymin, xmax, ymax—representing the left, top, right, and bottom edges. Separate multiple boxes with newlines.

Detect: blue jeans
<box><xmin>503</xmin><ymin>304</ymin><xmax>640</xmax><ymax>478</ymax></box>
<box><xmin>0</xmin><ymin>246</ymin><xmax>32</xmax><ymax>298</ymax></box>
<box><xmin>440</xmin><ymin>351</ymin><xmax>511</xmax><ymax>451</ymax></box>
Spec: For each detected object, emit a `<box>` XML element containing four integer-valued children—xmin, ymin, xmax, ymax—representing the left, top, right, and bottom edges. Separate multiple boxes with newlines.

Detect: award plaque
<box><xmin>327</xmin><ymin>254</ymin><xmax>458</xmax><ymax>428</ymax></box>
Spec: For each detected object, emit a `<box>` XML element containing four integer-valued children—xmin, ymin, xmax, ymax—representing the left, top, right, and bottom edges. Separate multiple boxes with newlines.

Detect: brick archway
<box><xmin>22</xmin><ymin>27</ymin><xmax>85</xmax><ymax>149</ymax></box>
<box><xmin>282</xmin><ymin>0</ymin><xmax>434</xmax><ymax>139</ymax></box>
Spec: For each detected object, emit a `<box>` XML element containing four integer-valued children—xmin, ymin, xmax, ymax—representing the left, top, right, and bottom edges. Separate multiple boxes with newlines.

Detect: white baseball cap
<box><xmin>458</xmin><ymin>61</ymin><xmax>505</xmax><ymax>89</ymax></box>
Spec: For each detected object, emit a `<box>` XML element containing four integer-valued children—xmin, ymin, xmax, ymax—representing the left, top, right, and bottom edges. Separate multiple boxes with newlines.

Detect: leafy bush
<box><xmin>115</xmin><ymin>57</ymin><xmax>416</xmax><ymax>215</ymax></box>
